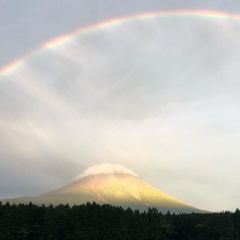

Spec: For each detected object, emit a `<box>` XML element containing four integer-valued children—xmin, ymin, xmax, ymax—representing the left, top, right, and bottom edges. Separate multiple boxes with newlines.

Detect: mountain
<box><xmin>2</xmin><ymin>164</ymin><xmax>202</xmax><ymax>213</ymax></box>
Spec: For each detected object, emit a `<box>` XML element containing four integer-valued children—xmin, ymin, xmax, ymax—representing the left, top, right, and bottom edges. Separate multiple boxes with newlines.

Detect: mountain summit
<box><xmin>2</xmin><ymin>164</ymin><xmax>201</xmax><ymax>213</ymax></box>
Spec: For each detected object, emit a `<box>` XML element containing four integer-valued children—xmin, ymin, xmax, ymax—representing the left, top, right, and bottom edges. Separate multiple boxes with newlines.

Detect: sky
<box><xmin>0</xmin><ymin>0</ymin><xmax>240</xmax><ymax>212</ymax></box>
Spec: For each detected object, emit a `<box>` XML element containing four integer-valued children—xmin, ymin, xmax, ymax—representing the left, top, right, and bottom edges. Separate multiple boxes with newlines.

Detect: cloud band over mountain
<box><xmin>74</xmin><ymin>163</ymin><xmax>138</xmax><ymax>179</ymax></box>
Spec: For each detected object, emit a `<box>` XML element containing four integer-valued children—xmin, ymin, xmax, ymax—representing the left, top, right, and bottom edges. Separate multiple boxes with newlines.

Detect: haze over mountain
<box><xmin>2</xmin><ymin>164</ymin><xmax>202</xmax><ymax>213</ymax></box>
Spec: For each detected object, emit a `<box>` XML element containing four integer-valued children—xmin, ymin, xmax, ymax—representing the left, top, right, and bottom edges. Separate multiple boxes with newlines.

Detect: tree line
<box><xmin>0</xmin><ymin>201</ymin><xmax>240</xmax><ymax>240</ymax></box>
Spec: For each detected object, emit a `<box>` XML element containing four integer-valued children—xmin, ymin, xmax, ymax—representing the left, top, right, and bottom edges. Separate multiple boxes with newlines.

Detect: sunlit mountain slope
<box><xmin>2</xmin><ymin>164</ymin><xmax>202</xmax><ymax>213</ymax></box>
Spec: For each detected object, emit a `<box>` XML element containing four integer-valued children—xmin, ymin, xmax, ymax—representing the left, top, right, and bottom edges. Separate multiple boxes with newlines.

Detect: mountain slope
<box><xmin>2</xmin><ymin>164</ymin><xmax>202</xmax><ymax>213</ymax></box>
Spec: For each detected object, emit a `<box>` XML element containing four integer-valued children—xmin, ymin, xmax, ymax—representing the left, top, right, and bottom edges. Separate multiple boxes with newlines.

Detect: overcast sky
<box><xmin>1</xmin><ymin>0</ymin><xmax>240</xmax><ymax>67</ymax></box>
<box><xmin>1</xmin><ymin>0</ymin><xmax>240</xmax><ymax>212</ymax></box>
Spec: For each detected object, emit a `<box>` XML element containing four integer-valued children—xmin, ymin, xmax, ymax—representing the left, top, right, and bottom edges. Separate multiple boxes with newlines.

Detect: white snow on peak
<box><xmin>74</xmin><ymin>163</ymin><xmax>138</xmax><ymax>179</ymax></box>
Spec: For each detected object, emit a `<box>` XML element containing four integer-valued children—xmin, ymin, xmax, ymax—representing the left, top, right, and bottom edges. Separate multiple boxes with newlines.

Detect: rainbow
<box><xmin>0</xmin><ymin>9</ymin><xmax>240</xmax><ymax>77</ymax></box>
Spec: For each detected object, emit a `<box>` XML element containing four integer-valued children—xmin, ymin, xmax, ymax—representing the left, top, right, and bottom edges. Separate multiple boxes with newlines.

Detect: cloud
<box><xmin>74</xmin><ymin>163</ymin><xmax>138</xmax><ymax>179</ymax></box>
<box><xmin>2</xmin><ymin>0</ymin><xmax>240</xmax><ymax>67</ymax></box>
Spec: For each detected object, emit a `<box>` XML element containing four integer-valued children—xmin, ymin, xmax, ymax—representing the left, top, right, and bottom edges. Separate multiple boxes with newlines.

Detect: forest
<box><xmin>0</xmin><ymin>201</ymin><xmax>239</xmax><ymax>240</ymax></box>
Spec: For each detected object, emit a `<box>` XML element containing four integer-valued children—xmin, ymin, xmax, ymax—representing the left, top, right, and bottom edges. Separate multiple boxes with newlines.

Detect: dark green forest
<box><xmin>0</xmin><ymin>202</ymin><xmax>240</xmax><ymax>240</ymax></box>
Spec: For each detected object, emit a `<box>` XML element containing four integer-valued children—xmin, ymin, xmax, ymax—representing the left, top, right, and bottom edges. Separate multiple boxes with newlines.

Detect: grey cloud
<box><xmin>1</xmin><ymin>0</ymin><xmax>240</xmax><ymax>66</ymax></box>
